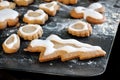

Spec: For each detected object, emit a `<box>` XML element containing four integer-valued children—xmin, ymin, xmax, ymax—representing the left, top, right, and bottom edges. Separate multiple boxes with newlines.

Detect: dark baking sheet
<box><xmin>0</xmin><ymin>0</ymin><xmax>120</xmax><ymax>77</ymax></box>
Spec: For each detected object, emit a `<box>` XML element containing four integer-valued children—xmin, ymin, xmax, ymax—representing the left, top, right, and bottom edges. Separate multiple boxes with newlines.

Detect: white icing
<box><xmin>0</xmin><ymin>9</ymin><xmax>19</xmax><ymax>22</ymax></box>
<box><xmin>30</xmin><ymin>39</ymin><xmax>56</xmax><ymax>56</ymax></box>
<box><xmin>0</xmin><ymin>1</ymin><xmax>10</xmax><ymax>7</ymax></box>
<box><xmin>84</xmin><ymin>9</ymin><xmax>103</xmax><ymax>19</ymax></box>
<box><xmin>19</xmin><ymin>24</ymin><xmax>42</xmax><ymax>36</ymax></box>
<box><xmin>39</xmin><ymin>1</ymin><xmax>58</xmax><ymax>11</ymax></box>
<box><xmin>74</xmin><ymin>6</ymin><xmax>86</xmax><ymax>13</ymax></box>
<box><xmin>46</xmin><ymin>34</ymin><xmax>91</xmax><ymax>47</ymax></box>
<box><xmin>24</xmin><ymin>9</ymin><xmax>47</xmax><ymax>20</ymax></box>
<box><xmin>28</xmin><ymin>34</ymin><xmax>105</xmax><ymax>56</ymax></box>
<box><xmin>57</xmin><ymin>46</ymin><xmax>102</xmax><ymax>53</ymax></box>
<box><xmin>88</xmin><ymin>2</ymin><xmax>102</xmax><ymax>10</ymax></box>
<box><xmin>4</xmin><ymin>34</ymin><xmax>18</xmax><ymax>48</ymax></box>
<box><xmin>68</xmin><ymin>21</ymin><xmax>88</xmax><ymax>31</ymax></box>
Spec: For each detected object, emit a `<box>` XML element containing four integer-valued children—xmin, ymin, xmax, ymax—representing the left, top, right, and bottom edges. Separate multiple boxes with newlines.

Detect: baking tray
<box><xmin>0</xmin><ymin>0</ymin><xmax>120</xmax><ymax>77</ymax></box>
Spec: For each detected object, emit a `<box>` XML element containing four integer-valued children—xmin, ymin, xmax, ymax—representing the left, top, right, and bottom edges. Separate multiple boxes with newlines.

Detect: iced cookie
<box><xmin>70</xmin><ymin>6</ymin><xmax>86</xmax><ymax>19</ymax></box>
<box><xmin>57</xmin><ymin>0</ymin><xmax>78</xmax><ymax>5</ymax></box>
<box><xmin>2</xmin><ymin>34</ymin><xmax>20</xmax><ymax>54</ymax></box>
<box><xmin>23</xmin><ymin>9</ymin><xmax>48</xmax><ymax>25</ymax></box>
<box><xmin>0</xmin><ymin>9</ymin><xmax>19</xmax><ymax>30</ymax></box>
<box><xmin>0</xmin><ymin>1</ymin><xmax>16</xmax><ymax>10</ymax></box>
<box><xmin>14</xmin><ymin>0</ymin><xmax>34</xmax><ymax>6</ymax></box>
<box><xmin>67</xmin><ymin>21</ymin><xmax>92</xmax><ymax>37</ymax></box>
<box><xmin>39</xmin><ymin>1</ymin><xmax>60</xmax><ymax>16</ymax></box>
<box><xmin>84</xmin><ymin>9</ymin><xmax>106</xmax><ymax>24</ymax></box>
<box><xmin>88</xmin><ymin>2</ymin><xmax>105</xmax><ymax>13</ymax></box>
<box><xmin>24</xmin><ymin>34</ymin><xmax>106</xmax><ymax>62</ymax></box>
<box><xmin>17</xmin><ymin>24</ymin><xmax>43</xmax><ymax>40</ymax></box>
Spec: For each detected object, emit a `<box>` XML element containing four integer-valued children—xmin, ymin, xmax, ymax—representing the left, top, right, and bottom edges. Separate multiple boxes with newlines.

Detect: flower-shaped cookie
<box><xmin>24</xmin><ymin>34</ymin><xmax>106</xmax><ymax>62</ymax></box>
<box><xmin>14</xmin><ymin>0</ymin><xmax>34</xmax><ymax>6</ymax></box>
<box><xmin>39</xmin><ymin>1</ymin><xmax>60</xmax><ymax>16</ymax></box>
<box><xmin>17</xmin><ymin>24</ymin><xmax>43</xmax><ymax>40</ymax></box>
<box><xmin>67</xmin><ymin>21</ymin><xmax>92</xmax><ymax>37</ymax></box>
<box><xmin>0</xmin><ymin>1</ymin><xmax>16</xmax><ymax>10</ymax></box>
<box><xmin>23</xmin><ymin>9</ymin><xmax>48</xmax><ymax>25</ymax></box>
<box><xmin>2</xmin><ymin>34</ymin><xmax>20</xmax><ymax>54</ymax></box>
<box><xmin>0</xmin><ymin>9</ymin><xmax>19</xmax><ymax>29</ymax></box>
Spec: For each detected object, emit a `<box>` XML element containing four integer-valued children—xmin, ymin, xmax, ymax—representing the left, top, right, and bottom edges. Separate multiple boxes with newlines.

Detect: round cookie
<box><xmin>17</xmin><ymin>24</ymin><xmax>43</xmax><ymax>40</ymax></box>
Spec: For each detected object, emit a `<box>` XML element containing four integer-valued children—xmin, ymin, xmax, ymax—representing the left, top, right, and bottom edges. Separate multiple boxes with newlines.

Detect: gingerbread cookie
<box><xmin>2</xmin><ymin>34</ymin><xmax>20</xmax><ymax>54</ymax></box>
<box><xmin>70</xmin><ymin>6</ymin><xmax>86</xmax><ymax>19</ymax></box>
<box><xmin>24</xmin><ymin>34</ymin><xmax>106</xmax><ymax>62</ymax></box>
<box><xmin>39</xmin><ymin>1</ymin><xmax>60</xmax><ymax>16</ymax></box>
<box><xmin>88</xmin><ymin>2</ymin><xmax>105</xmax><ymax>13</ymax></box>
<box><xmin>67</xmin><ymin>21</ymin><xmax>92</xmax><ymax>37</ymax></box>
<box><xmin>57</xmin><ymin>0</ymin><xmax>78</xmax><ymax>5</ymax></box>
<box><xmin>84</xmin><ymin>9</ymin><xmax>106</xmax><ymax>24</ymax></box>
<box><xmin>0</xmin><ymin>9</ymin><xmax>19</xmax><ymax>30</ymax></box>
<box><xmin>17</xmin><ymin>24</ymin><xmax>43</xmax><ymax>40</ymax></box>
<box><xmin>0</xmin><ymin>1</ymin><xmax>16</xmax><ymax>10</ymax></box>
<box><xmin>23</xmin><ymin>9</ymin><xmax>48</xmax><ymax>25</ymax></box>
<box><xmin>14</xmin><ymin>0</ymin><xmax>34</xmax><ymax>6</ymax></box>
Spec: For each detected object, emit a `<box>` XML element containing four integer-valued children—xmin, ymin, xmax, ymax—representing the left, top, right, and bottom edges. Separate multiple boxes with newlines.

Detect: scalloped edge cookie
<box><xmin>67</xmin><ymin>21</ymin><xmax>92</xmax><ymax>37</ymax></box>
<box><xmin>17</xmin><ymin>24</ymin><xmax>43</xmax><ymax>40</ymax></box>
